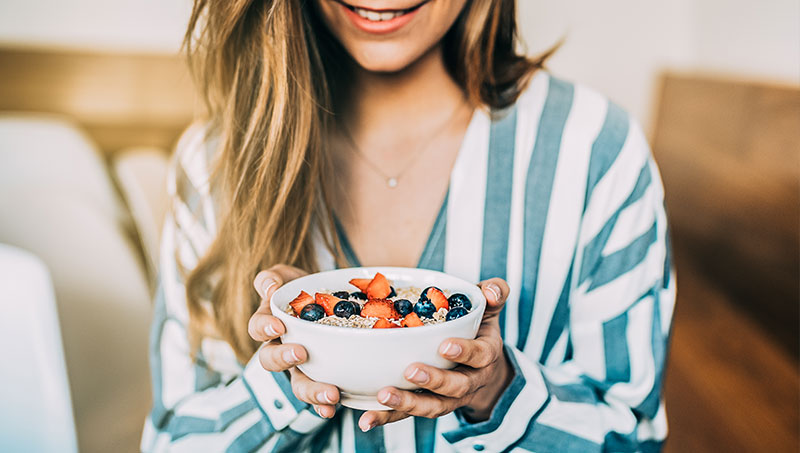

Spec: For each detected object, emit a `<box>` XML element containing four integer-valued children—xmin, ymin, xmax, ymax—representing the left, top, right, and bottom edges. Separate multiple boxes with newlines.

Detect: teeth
<box><xmin>354</xmin><ymin>6</ymin><xmax>406</xmax><ymax>21</ymax></box>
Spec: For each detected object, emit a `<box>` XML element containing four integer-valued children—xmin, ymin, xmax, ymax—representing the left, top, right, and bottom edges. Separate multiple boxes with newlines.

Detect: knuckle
<box><xmin>290</xmin><ymin>379</ymin><xmax>309</xmax><ymax>402</ymax></box>
<box><xmin>427</xmin><ymin>369</ymin><xmax>446</xmax><ymax>390</ymax></box>
<box><xmin>451</xmin><ymin>386</ymin><xmax>468</xmax><ymax>399</ymax></box>
<box><xmin>258</xmin><ymin>347</ymin><xmax>279</xmax><ymax>372</ymax></box>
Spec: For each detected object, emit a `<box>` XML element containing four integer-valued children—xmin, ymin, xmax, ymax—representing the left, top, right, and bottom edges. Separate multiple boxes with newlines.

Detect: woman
<box><xmin>143</xmin><ymin>0</ymin><xmax>674</xmax><ymax>451</ymax></box>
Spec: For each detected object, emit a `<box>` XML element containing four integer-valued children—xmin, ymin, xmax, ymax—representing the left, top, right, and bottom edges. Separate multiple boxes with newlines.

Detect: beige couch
<box><xmin>0</xmin><ymin>115</ymin><xmax>170</xmax><ymax>452</ymax></box>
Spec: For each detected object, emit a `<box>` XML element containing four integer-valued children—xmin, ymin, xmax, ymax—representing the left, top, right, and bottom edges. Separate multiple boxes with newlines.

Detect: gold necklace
<box><xmin>346</xmin><ymin>101</ymin><xmax>468</xmax><ymax>189</ymax></box>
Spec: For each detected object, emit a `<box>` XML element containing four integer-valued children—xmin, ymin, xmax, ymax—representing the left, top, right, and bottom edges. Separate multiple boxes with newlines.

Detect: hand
<box><xmin>358</xmin><ymin>278</ymin><xmax>513</xmax><ymax>431</ymax></box>
<box><xmin>248</xmin><ymin>264</ymin><xmax>341</xmax><ymax>418</ymax></box>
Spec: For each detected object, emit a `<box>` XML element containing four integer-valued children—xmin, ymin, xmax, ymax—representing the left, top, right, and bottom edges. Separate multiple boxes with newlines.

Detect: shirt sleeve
<box><xmin>442</xmin><ymin>120</ymin><xmax>675</xmax><ymax>453</ymax></box>
<box><xmin>141</xmin><ymin>126</ymin><xmax>328</xmax><ymax>452</ymax></box>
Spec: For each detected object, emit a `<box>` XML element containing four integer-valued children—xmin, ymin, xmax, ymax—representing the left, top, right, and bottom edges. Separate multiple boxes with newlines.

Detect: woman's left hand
<box><xmin>359</xmin><ymin>278</ymin><xmax>513</xmax><ymax>431</ymax></box>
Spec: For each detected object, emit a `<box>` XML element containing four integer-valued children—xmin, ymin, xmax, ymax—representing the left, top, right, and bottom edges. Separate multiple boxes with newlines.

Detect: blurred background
<box><xmin>0</xmin><ymin>0</ymin><xmax>797</xmax><ymax>451</ymax></box>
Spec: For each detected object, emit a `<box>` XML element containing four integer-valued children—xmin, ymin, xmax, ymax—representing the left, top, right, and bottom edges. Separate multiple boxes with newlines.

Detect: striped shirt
<box><xmin>142</xmin><ymin>71</ymin><xmax>675</xmax><ymax>453</ymax></box>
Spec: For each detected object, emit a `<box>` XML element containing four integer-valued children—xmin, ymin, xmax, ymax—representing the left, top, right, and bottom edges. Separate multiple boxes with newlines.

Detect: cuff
<box><xmin>241</xmin><ymin>344</ymin><xmax>323</xmax><ymax>432</ymax></box>
<box><xmin>442</xmin><ymin>345</ymin><xmax>550</xmax><ymax>453</ymax></box>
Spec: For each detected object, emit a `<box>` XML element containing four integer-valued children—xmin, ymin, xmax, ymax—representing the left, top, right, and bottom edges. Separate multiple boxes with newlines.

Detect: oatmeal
<box><xmin>286</xmin><ymin>272</ymin><xmax>473</xmax><ymax>329</ymax></box>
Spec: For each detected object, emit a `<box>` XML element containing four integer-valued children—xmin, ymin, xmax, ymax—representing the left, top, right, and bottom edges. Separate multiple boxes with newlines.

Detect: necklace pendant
<box><xmin>387</xmin><ymin>177</ymin><xmax>398</xmax><ymax>188</ymax></box>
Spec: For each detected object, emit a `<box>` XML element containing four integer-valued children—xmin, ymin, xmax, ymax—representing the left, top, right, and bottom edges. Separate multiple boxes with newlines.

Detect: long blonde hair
<box><xmin>183</xmin><ymin>0</ymin><xmax>553</xmax><ymax>362</ymax></box>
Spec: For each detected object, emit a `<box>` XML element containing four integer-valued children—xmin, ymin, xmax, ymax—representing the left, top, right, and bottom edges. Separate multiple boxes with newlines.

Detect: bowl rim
<box><xmin>270</xmin><ymin>266</ymin><xmax>487</xmax><ymax>335</ymax></box>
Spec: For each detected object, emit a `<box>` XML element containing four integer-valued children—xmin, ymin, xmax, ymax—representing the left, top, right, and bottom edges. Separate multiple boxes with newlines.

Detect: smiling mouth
<box><xmin>335</xmin><ymin>0</ymin><xmax>430</xmax><ymax>22</ymax></box>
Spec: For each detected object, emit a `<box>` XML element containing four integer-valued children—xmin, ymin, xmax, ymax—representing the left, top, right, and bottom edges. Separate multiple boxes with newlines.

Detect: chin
<box><xmin>349</xmin><ymin>43</ymin><xmax>425</xmax><ymax>73</ymax></box>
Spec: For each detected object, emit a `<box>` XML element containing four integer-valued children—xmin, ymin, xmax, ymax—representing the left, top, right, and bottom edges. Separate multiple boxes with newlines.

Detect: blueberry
<box><xmin>300</xmin><ymin>304</ymin><xmax>326</xmax><ymax>321</ymax></box>
<box><xmin>448</xmin><ymin>293</ymin><xmax>472</xmax><ymax>311</ymax></box>
<box><xmin>419</xmin><ymin>286</ymin><xmax>442</xmax><ymax>302</ymax></box>
<box><xmin>445</xmin><ymin>307</ymin><xmax>469</xmax><ymax>321</ymax></box>
<box><xmin>333</xmin><ymin>291</ymin><xmax>351</xmax><ymax>300</ymax></box>
<box><xmin>414</xmin><ymin>299</ymin><xmax>436</xmax><ymax>319</ymax></box>
<box><xmin>394</xmin><ymin>299</ymin><xmax>413</xmax><ymax>317</ymax></box>
<box><xmin>351</xmin><ymin>291</ymin><xmax>367</xmax><ymax>301</ymax></box>
<box><xmin>334</xmin><ymin>300</ymin><xmax>356</xmax><ymax>318</ymax></box>
<box><xmin>350</xmin><ymin>301</ymin><xmax>362</xmax><ymax>316</ymax></box>
<box><xmin>388</xmin><ymin>286</ymin><xmax>397</xmax><ymax>298</ymax></box>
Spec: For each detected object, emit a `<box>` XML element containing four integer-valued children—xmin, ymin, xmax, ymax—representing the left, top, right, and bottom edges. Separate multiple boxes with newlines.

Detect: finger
<box><xmin>359</xmin><ymin>410</ymin><xmax>410</xmax><ymax>431</ymax></box>
<box><xmin>478</xmin><ymin>278</ymin><xmax>510</xmax><ymax>314</ymax></box>
<box><xmin>258</xmin><ymin>343</ymin><xmax>307</xmax><ymax>372</ymax></box>
<box><xmin>289</xmin><ymin>368</ymin><xmax>340</xmax><ymax>417</ymax></box>
<box><xmin>253</xmin><ymin>270</ymin><xmax>284</xmax><ymax>301</ymax></box>
<box><xmin>401</xmin><ymin>362</ymin><xmax>479</xmax><ymax>399</ymax></box>
<box><xmin>313</xmin><ymin>404</ymin><xmax>337</xmax><ymax>419</ymax></box>
<box><xmin>438</xmin><ymin>335</ymin><xmax>502</xmax><ymax>369</ymax></box>
<box><xmin>254</xmin><ymin>265</ymin><xmax>308</xmax><ymax>299</ymax></box>
<box><xmin>373</xmin><ymin>387</ymin><xmax>458</xmax><ymax>419</ymax></box>
<box><xmin>248</xmin><ymin>313</ymin><xmax>285</xmax><ymax>342</ymax></box>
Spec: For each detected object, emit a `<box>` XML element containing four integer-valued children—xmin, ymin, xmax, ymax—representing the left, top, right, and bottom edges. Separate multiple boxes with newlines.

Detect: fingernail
<box><xmin>440</xmin><ymin>342</ymin><xmax>462</xmax><ymax>358</ymax></box>
<box><xmin>262</xmin><ymin>279</ymin><xmax>277</xmax><ymax>296</ymax></box>
<box><xmin>317</xmin><ymin>391</ymin><xmax>333</xmax><ymax>404</ymax></box>
<box><xmin>378</xmin><ymin>390</ymin><xmax>400</xmax><ymax>406</ymax></box>
<box><xmin>486</xmin><ymin>283</ymin><xmax>501</xmax><ymax>303</ymax></box>
<box><xmin>406</xmin><ymin>367</ymin><xmax>429</xmax><ymax>384</ymax></box>
<box><xmin>282</xmin><ymin>349</ymin><xmax>300</xmax><ymax>364</ymax></box>
<box><xmin>264</xmin><ymin>323</ymin><xmax>279</xmax><ymax>337</ymax></box>
<box><xmin>359</xmin><ymin>419</ymin><xmax>373</xmax><ymax>432</ymax></box>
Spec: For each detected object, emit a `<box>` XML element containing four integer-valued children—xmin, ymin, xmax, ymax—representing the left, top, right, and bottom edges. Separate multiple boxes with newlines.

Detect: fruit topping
<box><xmin>372</xmin><ymin>318</ymin><xmax>400</xmax><ymax>329</ymax></box>
<box><xmin>361</xmin><ymin>299</ymin><xmax>401</xmax><ymax>319</ymax></box>
<box><xmin>350</xmin><ymin>301</ymin><xmax>362</xmax><ymax>316</ymax></box>
<box><xmin>446</xmin><ymin>306</ymin><xmax>469</xmax><ymax>321</ymax></box>
<box><xmin>333</xmin><ymin>291</ymin><xmax>351</xmax><ymax>300</ymax></box>
<box><xmin>348</xmin><ymin>278</ymin><xmax>371</xmax><ymax>292</ymax></box>
<box><xmin>414</xmin><ymin>299</ymin><xmax>436</xmax><ymax>319</ymax></box>
<box><xmin>289</xmin><ymin>291</ymin><xmax>314</xmax><ymax>315</ymax></box>
<box><xmin>314</xmin><ymin>293</ymin><xmax>338</xmax><ymax>316</ymax></box>
<box><xmin>393</xmin><ymin>299</ymin><xmax>413</xmax><ymax>317</ymax></box>
<box><xmin>401</xmin><ymin>312</ymin><xmax>424</xmax><ymax>327</ymax></box>
<box><xmin>425</xmin><ymin>287</ymin><xmax>449</xmax><ymax>311</ymax></box>
<box><xmin>419</xmin><ymin>286</ymin><xmax>441</xmax><ymax>301</ymax></box>
<box><xmin>388</xmin><ymin>286</ymin><xmax>397</xmax><ymax>298</ymax></box>
<box><xmin>447</xmin><ymin>293</ymin><xmax>472</xmax><ymax>311</ymax></box>
<box><xmin>300</xmin><ymin>304</ymin><xmax>326</xmax><ymax>321</ymax></box>
<box><xmin>351</xmin><ymin>291</ymin><xmax>368</xmax><ymax>301</ymax></box>
<box><xmin>334</xmin><ymin>300</ymin><xmax>356</xmax><ymax>318</ymax></box>
<box><xmin>366</xmin><ymin>272</ymin><xmax>392</xmax><ymax>299</ymax></box>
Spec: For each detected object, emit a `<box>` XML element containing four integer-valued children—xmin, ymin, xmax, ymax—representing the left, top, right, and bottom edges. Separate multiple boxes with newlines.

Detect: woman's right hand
<box><xmin>248</xmin><ymin>264</ymin><xmax>341</xmax><ymax>418</ymax></box>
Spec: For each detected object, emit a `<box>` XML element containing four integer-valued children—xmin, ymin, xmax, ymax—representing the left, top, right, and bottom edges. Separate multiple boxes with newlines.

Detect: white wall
<box><xmin>0</xmin><ymin>0</ymin><xmax>797</xmax><ymax>130</ymax></box>
<box><xmin>690</xmin><ymin>0</ymin><xmax>800</xmax><ymax>83</ymax></box>
<box><xmin>518</xmin><ymin>0</ymin><xmax>800</xmax><ymax>132</ymax></box>
<box><xmin>0</xmin><ymin>0</ymin><xmax>191</xmax><ymax>53</ymax></box>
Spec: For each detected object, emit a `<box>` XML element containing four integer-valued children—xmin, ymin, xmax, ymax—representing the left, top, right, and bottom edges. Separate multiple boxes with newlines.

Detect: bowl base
<box><xmin>339</xmin><ymin>392</ymin><xmax>391</xmax><ymax>411</ymax></box>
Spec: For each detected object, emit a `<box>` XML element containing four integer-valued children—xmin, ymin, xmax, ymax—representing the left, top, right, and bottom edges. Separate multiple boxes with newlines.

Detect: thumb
<box><xmin>478</xmin><ymin>278</ymin><xmax>509</xmax><ymax>315</ymax></box>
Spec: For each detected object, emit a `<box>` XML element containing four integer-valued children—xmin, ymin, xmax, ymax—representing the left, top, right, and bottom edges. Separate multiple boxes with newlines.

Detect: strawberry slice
<box><xmin>373</xmin><ymin>318</ymin><xmax>400</xmax><ymax>329</ymax></box>
<box><xmin>366</xmin><ymin>272</ymin><xmax>392</xmax><ymax>299</ymax></box>
<box><xmin>349</xmin><ymin>278</ymin><xmax>371</xmax><ymax>292</ymax></box>
<box><xmin>289</xmin><ymin>291</ymin><xmax>314</xmax><ymax>316</ymax></box>
<box><xmin>427</xmin><ymin>288</ymin><xmax>450</xmax><ymax>312</ymax></box>
<box><xmin>314</xmin><ymin>293</ymin><xmax>338</xmax><ymax>317</ymax></box>
<box><xmin>401</xmin><ymin>312</ymin><xmax>424</xmax><ymax>328</ymax></box>
<box><xmin>361</xmin><ymin>299</ymin><xmax>401</xmax><ymax>320</ymax></box>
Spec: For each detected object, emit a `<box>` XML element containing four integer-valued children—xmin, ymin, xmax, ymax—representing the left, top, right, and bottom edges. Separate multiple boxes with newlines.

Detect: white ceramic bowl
<box><xmin>270</xmin><ymin>266</ymin><xmax>486</xmax><ymax>410</ymax></box>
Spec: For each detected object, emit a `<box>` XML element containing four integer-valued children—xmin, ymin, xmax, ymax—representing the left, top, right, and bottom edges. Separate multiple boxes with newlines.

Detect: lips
<box><xmin>335</xmin><ymin>0</ymin><xmax>431</xmax><ymax>14</ymax></box>
<box><xmin>334</xmin><ymin>0</ymin><xmax>430</xmax><ymax>33</ymax></box>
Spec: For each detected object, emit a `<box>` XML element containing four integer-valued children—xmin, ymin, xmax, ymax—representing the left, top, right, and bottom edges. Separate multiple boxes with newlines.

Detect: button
<box><xmin>273</xmin><ymin>399</ymin><xmax>284</xmax><ymax>410</ymax></box>
<box><xmin>473</xmin><ymin>443</ymin><xmax>485</xmax><ymax>451</ymax></box>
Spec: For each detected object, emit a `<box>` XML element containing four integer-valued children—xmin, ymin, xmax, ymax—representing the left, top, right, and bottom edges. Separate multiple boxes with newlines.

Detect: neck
<box><xmin>343</xmin><ymin>45</ymin><xmax>468</xmax><ymax>146</ymax></box>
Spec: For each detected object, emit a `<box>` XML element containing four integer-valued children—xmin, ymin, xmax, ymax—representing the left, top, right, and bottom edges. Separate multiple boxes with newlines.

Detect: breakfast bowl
<box><xmin>270</xmin><ymin>266</ymin><xmax>486</xmax><ymax>410</ymax></box>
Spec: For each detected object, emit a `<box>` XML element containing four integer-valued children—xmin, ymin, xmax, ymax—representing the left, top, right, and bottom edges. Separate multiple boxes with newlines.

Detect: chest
<box><xmin>334</xmin><ymin>144</ymin><xmax>455</xmax><ymax>268</ymax></box>
<box><xmin>331</xmin><ymin>111</ymin><xmax>478</xmax><ymax>268</ymax></box>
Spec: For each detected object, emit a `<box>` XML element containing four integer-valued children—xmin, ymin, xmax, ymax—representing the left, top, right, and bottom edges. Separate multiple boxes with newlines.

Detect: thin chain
<box><xmin>345</xmin><ymin>99</ymin><xmax>468</xmax><ymax>187</ymax></box>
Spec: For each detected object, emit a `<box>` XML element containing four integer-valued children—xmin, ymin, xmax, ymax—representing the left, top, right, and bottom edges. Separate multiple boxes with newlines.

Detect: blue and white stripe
<box><xmin>142</xmin><ymin>71</ymin><xmax>675</xmax><ymax>452</ymax></box>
